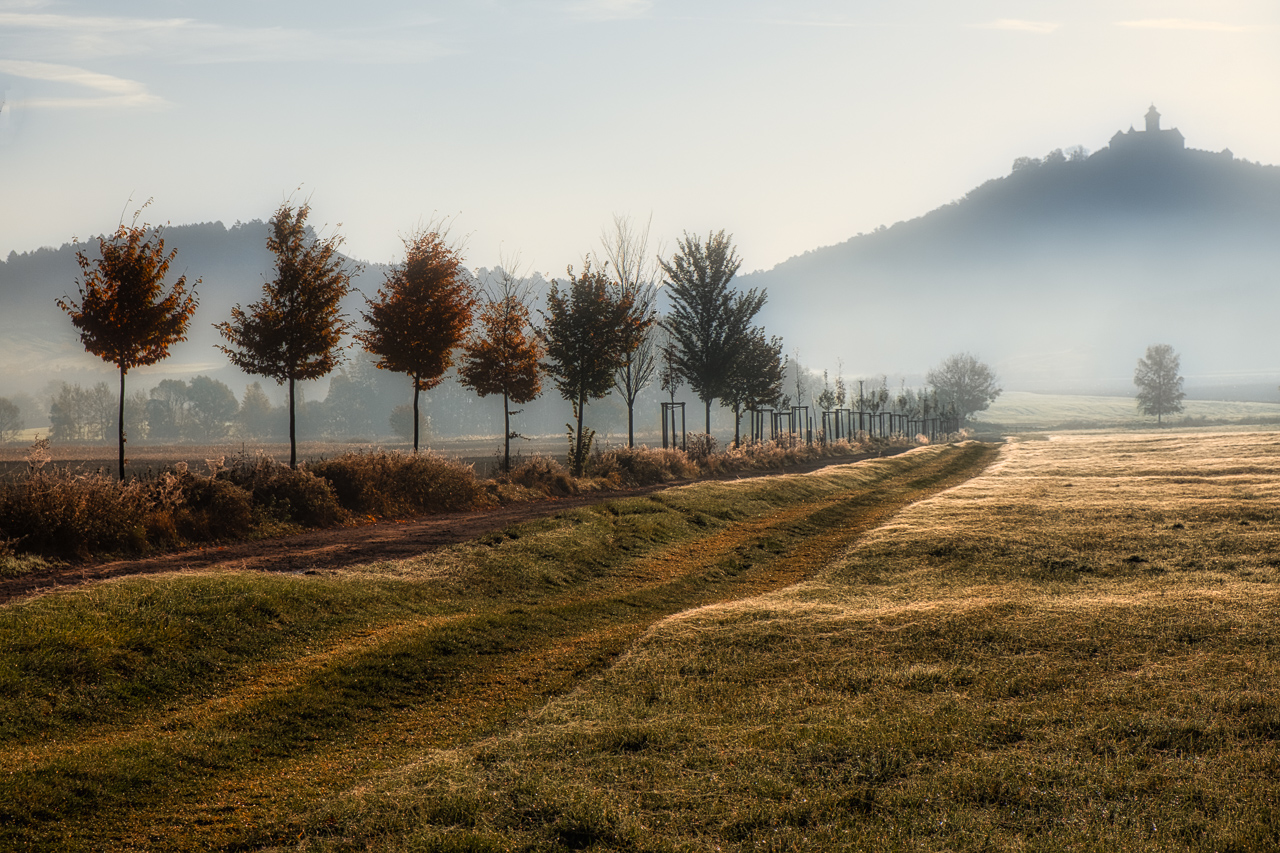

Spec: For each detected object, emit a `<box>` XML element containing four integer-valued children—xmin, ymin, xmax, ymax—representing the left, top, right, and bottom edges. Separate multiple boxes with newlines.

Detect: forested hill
<box><xmin>746</xmin><ymin>132</ymin><xmax>1280</xmax><ymax>392</ymax></box>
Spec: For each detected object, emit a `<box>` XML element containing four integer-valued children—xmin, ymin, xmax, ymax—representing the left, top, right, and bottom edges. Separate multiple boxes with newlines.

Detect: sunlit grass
<box><xmin>281</xmin><ymin>431</ymin><xmax>1280</xmax><ymax>851</ymax></box>
<box><xmin>0</xmin><ymin>443</ymin><xmax>993</xmax><ymax>850</ymax></box>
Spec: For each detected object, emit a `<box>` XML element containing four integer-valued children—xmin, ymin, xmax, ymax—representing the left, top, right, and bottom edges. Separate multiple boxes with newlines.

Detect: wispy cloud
<box><xmin>1115</xmin><ymin>19</ymin><xmax>1252</xmax><ymax>33</ymax></box>
<box><xmin>566</xmin><ymin>0</ymin><xmax>653</xmax><ymax>22</ymax></box>
<box><xmin>973</xmin><ymin>19</ymin><xmax>1060</xmax><ymax>34</ymax></box>
<box><xmin>0</xmin><ymin>59</ymin><xmax>167</xmax><ymax>109</ymax></box>
<box><xmin>0</xmin><ymin>12</ymin><xmax>450</xmax><ymax>65</ymax></box>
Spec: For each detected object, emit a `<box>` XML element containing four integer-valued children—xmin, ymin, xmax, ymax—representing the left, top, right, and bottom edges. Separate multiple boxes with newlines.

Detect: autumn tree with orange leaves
<box><xmin>58</xmin><ymin>212</ymin><xmax>199</xmax><ymax>479</ymax></box>
<box><xmin>539</xmin><ymin>259</ymin><xmax>641</xmax><ymax>476</ymax></box>
<box><xmin>357</xmin><ymin>227</ymin><xmax>476</xmax><ymax>453</ymax></box>
<box><xmin>217</xmin><ymin>202</ymin><xmax>358</xmax><ymax>468</ymax></box>
<box><xmin>458</xmin><ymin>265</ymin><xmax>542</xmax><ymax>472</ymax></box>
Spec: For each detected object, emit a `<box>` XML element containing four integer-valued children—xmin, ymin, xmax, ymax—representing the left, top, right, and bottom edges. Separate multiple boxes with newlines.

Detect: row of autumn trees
<box><xmin>59</xmin><ymin>203</ymin><xmax>786</xmax><ymax>479</ymax></box>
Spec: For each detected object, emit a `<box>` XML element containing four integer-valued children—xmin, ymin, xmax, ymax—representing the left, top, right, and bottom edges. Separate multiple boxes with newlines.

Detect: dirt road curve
<box><xmin>0</xmin><ymin>452</ymin><xmax>897</xmax><ymax>605</ymax></box>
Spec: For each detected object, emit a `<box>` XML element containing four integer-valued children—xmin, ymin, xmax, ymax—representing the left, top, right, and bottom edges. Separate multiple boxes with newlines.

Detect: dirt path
<box><xmin>0</xmin><ymin>451</ymin><xmax>904</xmax><ymax>604</ymax></box>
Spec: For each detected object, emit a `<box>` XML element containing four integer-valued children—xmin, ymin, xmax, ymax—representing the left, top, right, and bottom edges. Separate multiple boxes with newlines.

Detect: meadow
<box><xmin>979</xmin><ymin>390</ymin><xmax>1280</xmax><ymax>431</ymax></box>
<box><xmin>5</xmin><ymin>430</ymin><xmax>1280</xmax><ymax>850</ymax></box>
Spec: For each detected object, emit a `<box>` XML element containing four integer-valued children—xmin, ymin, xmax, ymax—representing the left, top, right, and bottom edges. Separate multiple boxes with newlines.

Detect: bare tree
<box><xmin>599</xmin><ymin>214</ymin><xmax>660</xmax><ymax>447</ymax></box>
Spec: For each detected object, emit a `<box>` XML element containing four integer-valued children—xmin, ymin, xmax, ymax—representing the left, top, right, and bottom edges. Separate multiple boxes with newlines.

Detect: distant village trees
<box><xmin>0</xmin><ymin>398</ymin><xmax>21</xmax><ymax>442</ymax></box>
<box><xmin>216</xmin><ymin>202</ymin><xmax>358</xmax><ymax>468</ymax></box>
<box><xmin>660</xmin><ymin>230</ymin><xmax>767</xmax><ymax>434</ymax></box>
<box><xmin>358</xmin><ymin>227</ymin><xmax>476</xmax><ymax>453</ymax></box>
<box><xmin>57</xmin><ymin>214</ymin><xmax>199</xmax><ymax>477</ymax></box>
<box><xmin>926</xmin><ymin>353</ymin><xmax>1002</xmax><ymax>423</ymax></box>
<box><xmin>539</xmin><ymin>259</ymin><xmax>642</xmax><ymax>475</ymax></box>
<box><xmin>458</xmin><ymin>267</ymin><xmax>543</xmax><ymax>472</ymax></box>
<box><xmin>1134</xmin><ymin>344</ymin><xmax>1185</xmax><ymax>425</ymax></box>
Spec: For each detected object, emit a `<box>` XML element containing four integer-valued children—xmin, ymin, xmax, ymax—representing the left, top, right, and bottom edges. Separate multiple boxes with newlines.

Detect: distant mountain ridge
<box><xmin>745</xmin><ymin>107</ymin><xmax>1280</xmax><ymax>392</ymax></box>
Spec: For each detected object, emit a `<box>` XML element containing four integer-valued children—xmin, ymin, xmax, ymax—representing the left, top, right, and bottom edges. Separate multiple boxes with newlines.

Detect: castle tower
<box><xmin>1145</xmin><ymin>105</ymin><xmax>1161</xmax><ymax>133</ymax></box>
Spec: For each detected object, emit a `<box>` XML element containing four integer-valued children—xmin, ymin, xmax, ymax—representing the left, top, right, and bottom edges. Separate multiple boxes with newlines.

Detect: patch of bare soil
<box><xmin>0</xmin><ymin>451</ymin><xmax>903</xmax><ymax>604</ymax></box>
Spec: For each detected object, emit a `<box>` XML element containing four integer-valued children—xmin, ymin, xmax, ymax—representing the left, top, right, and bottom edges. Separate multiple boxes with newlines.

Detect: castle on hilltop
<box><xmin>1107</xmin><ymin>106</ymin><xmax>1233</xmax><ymax>160</ymax></box>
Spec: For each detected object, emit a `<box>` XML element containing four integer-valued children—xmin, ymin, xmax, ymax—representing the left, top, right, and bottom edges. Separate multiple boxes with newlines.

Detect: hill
<box><xmin>744</xmin><ymin>108</ymin><xmax>1280</xmax><ymax>393</ymax></box>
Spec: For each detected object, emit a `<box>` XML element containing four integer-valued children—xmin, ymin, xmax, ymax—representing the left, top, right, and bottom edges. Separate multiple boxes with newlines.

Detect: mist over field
<box><xmin>2</xmin><ymin>109</ymin><xmax>1279</xmax><ymax>441</ymax></box>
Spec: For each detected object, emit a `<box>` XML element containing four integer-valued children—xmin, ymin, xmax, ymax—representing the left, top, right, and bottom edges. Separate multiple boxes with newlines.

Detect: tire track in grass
<box><xmin>9</xmin><ymin>443</ymin><xmax>999</xmax><ymax>851</ymax></box>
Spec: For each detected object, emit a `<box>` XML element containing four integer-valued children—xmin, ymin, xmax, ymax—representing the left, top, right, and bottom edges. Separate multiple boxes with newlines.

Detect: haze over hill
<box><xmin>3</xmin><ymin>107</ymin><xmax>1278</xmax><ymax>421</ymax></box>
<box><xmin>746</xmin><ymin>107</ymin><xmax>1280</xmax><ymax>396</ymax></box>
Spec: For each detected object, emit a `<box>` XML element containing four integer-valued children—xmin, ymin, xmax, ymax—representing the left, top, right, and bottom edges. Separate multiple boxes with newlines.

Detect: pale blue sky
<box><xmin>2</xmin><ymin>0</ymin><xmax>1277</xmax><ymax>276</ymax></box>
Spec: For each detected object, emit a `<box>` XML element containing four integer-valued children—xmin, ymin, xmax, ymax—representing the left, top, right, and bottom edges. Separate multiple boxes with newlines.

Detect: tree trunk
<box><xmin>574</xmin><ymin>393</ymin><xmax>587</xmax><ymax>476</ymax></box>
<box><xmin>502</xmin><ymin>390</ymin><xmax>511</xmax><ymax>473</ymax></box>
<box><xmin>704</xmin><ymin>398</ymin><xmax>712</xmax><ymax>436</ymax></box>
<box><xmin>117</xmin><ymin>366</ymin><xmax>127</xmax><ymax>480</ymax></box>
<box><xmin>412</xmin><ymin>377</ymin><xmax>421</xmax><ymax>454</ymax></box>
<box><xmin>288</xmin><ymin>377</ymin><xmax>297</xmax><ymax>469</ymax></box>
<box><xmin>733</xmin><ymin>403</ymin><xmax>741</xmax><ymax>447</ymax></box>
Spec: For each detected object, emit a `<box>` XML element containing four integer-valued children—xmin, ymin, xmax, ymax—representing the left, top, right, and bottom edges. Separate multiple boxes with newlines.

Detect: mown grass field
<box><xmin>7</xmin><ymin>431</ymin><xmax>1280</xmax><ymax>851</ymax></box>
<box><xmin>980</xmin><ymin>390</ymin><xmax>1280</xmax><ymax>430</ymax></box>
<box><xmin>0</xmin><ymin>442</ymin><xmax>992</xmax><ymax>851</ymax></box>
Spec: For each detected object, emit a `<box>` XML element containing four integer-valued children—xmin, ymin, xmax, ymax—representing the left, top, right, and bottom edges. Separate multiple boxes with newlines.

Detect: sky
<box><xmin>1</xmin><ymin>0</ymin><xmax>1278</xmax><ymax>278</ymax></box>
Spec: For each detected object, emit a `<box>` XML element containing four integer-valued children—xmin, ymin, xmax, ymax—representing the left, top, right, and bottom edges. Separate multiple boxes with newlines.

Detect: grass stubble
<box><xmin>272</xmin><ymin>432</ymin><xmax>1280</xmax><ymax>852</ymax></box>
<box><xmin>0</xmin><ymin>442</ymin><xmax>992</xmax><ymax>851</ymax></box>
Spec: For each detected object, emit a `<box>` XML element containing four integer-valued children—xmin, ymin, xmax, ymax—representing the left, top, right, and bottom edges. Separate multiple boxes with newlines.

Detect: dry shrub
<box><xmin>504</xmin><ymin>456</ymin><xmax>577</xmax><ymax>496</ymax></box>
<box><xmin>173</xmin><ymin>475</ymin><xmax>255</xmax><ymax>541</ymax></box>
<box><xmin>225</xmin><ymin>454</ymin><xmax>345</xmax><ymax>528</ymax></box>
<box><xmin>310</xmin><ymin>450</ymin><xmax>480</xmax><ymax>517</ymax></box>
<box><xmin>0</xmin><ymin>467</ymin><xmax>157</xmax><ymax>559</ymax></box>
<box><xmin>585</xmin><ymin>445</ymin><xmax>697</xmax><ymax>486</ymax></box>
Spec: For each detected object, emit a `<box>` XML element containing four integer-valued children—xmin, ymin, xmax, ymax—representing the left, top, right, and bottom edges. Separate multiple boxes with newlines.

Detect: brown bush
<box><xmin>310</xmin><ymin>450</ymin><xmax>480</xmax><ymax>517</ymax></box>
<box><xmin>226</xmin><ymin>455</ymin><xmax>345</xmax><ymax>528</ymax></box>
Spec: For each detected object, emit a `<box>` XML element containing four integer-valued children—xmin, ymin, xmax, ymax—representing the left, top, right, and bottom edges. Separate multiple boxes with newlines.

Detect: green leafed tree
<box><xmin>216</xmin><ymin>202</ymin><xmax>358</xmax><ymax>467</ymax></box>
<box><xmin>538</xmin><ymin>259</ymin><xmax>640</xmax><ymax>475</ymax></box>
<box><xmin>357</xmin><ymin>227</ymin><xmax>476</xmax><ymax>453</ymax></box>
<box><xmin>57</xmin><ymin>213</ymin><xmax>199</xmax><ymax>477</ymax></box>
<box><xmin>660</xmin><ymin>230</ymin><xmax>766</xmax><ymax>434</ymax></box>
<box><xmin>1134</xmin><ymin>343</ymin><xmax>1185</xmax><ymax>425</ymax></box>
<box><xmin>723</xmin><ymin>328</ymin><xmax>787</xmax><ymax>445</ymax></box>
<box><xmin>926</xmin><ymin>352</ymin><xmax>1002</xmax><ymax>423</ymax></box>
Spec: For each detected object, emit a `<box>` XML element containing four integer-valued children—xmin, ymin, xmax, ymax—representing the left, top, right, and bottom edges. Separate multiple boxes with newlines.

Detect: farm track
<box><xmin>0</xmin><ymin>449</ymin><xmax>907</xmax><ymax>605</ymax></box>
<box><xmin>7</xmin><ymin>443</ymin><xmax>999</xmax><ymax>851</ymax></box>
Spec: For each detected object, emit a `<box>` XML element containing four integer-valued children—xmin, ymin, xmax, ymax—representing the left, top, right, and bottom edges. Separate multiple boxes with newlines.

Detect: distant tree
<box><xmin>84</xmin><ymin>382</ymin><xmax>116</xmax><ymax>442</ymax></box>
<box><xmin>599</xmin><ymin>214</ymin><xmax>661</xmax><ymax>447</ymax></box>
<box><xmin>57</xmin><ymin>212</ymin><xmax>199</xmax><ymax>477</ymax></box>
<box><xmin>816</xmin><ymin>370</ymin><xmax>836</xmax><ymax>412</ymax></box>
<box><xmin>0</xmin><ymin>398</ymin><xmax>23</xmax><ymax>442</ymax></box>
<box><xmin>723</xmin><ymin>329</ymin><xmax>786</xmax><ymax>445</ymax></box>
<box><xmin>147</xmin><ymin>378</ymin><xmax>191</xmax><ymax>441</ymax></box>
<box><xmin>322</xmin><ymin>364</ymin><xmax>378</xmax><ymax>439</ymax></box>
<box><xmin>389</xmin><ymin>404</ymin><xmax>428</xmax><ymax>444</ymax></box>
<box><xmin>660</xmin><ymin>230</ymin><xmax>766</xmax><ymax>434</ymax></box>
<box><xmin>216</xmin><ymin>202</ymin><xmax>358</xmax><ymax>467</ymax></box>
<box><xmin>1134</xmin><ymin>343</ymin><xmax>1185</xmax><ymax>425</ymax></box>
<box><xmin>186</xmin><ymin>375</ymin><xmax>239</xmax><ymax>441</ymax></box>
<box><xmin>458</xmin><ymin>265</ymin><xmax>543</xmax><ymax>472</ymax></box>
<box><xmin>539</xmin><ymin>259</ymin><xmax>640</xmax><ymax>475</ymax></box>
<box><xmin>657</xmin><ymin>324</ymin><xmax>681</xmax><ymax>404</ymax></box>
<box><xmin>357</xmin><ymin>227</ymin><xmax>476</xmax><ymax>453</ymax></box>
<box><xmin>236</xmin><ymin>382</ymin><xmax>276</xmax><ymax>439</ymax></box>
<box><xmin>927</xmin><ymin>353</ymin><xmax>1002</xmax><ymax>423</ymax></box>
<box><xmin>49</xmin><ymin>383</ymin><xmax>85</xmax><ymax>442</ymax></box>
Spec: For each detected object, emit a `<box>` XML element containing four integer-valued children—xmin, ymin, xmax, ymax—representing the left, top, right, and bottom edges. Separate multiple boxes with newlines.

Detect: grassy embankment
<box><xmin>273</xmin><ymin>431</ymin><xmax>1280</xmax><ymax>852</ymax></box>
<box><xmin>0</xmin><ymin>442</ymin><xmax>993</xmax><ymax>850</ymax></box>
